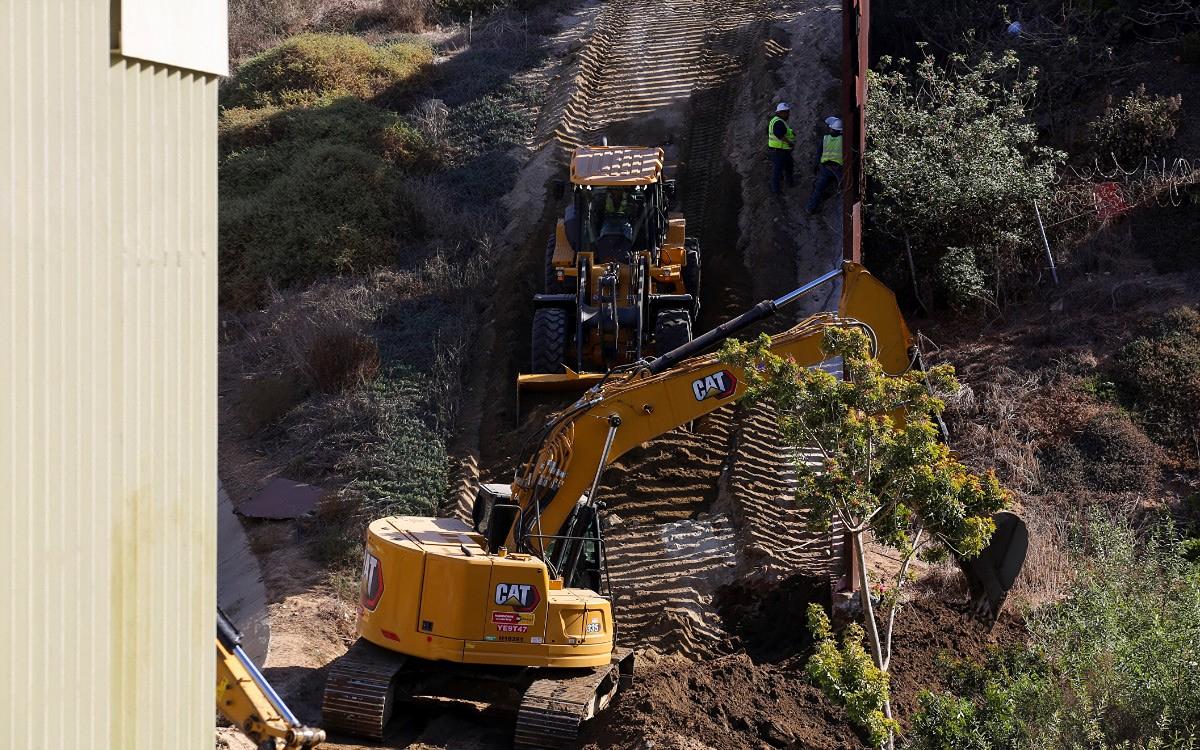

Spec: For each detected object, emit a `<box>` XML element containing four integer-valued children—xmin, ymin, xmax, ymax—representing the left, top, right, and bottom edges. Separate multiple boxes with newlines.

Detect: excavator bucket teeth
<box><xmin>320</xmin><ymin>640</ymin><xmax>406</xmax><ymax>741</ymax></box>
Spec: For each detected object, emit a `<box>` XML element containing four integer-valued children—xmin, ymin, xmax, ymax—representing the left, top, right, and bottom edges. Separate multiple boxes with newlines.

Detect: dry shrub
<box><xmin>1007</xmin><ymin>501</ymin><xmax>1074</xmax><ymax>609</ymax></box>
<box><xmin>945</xmin><ymin>368</ymin><xmax>1045</xmax><ymax>495</ymax></box>
<box><xmin>308</xmin><ymin>330</ymin><xmax>381</xmax><ymax>393</ymax></box>
<box><xmin>1039</xmin><ymin>410</ymin><xmax>1163</xmax><ymax>495</ymax></box>
<box><xmin>380</xmin><ymin>0</ymin><xmax>431</xmax><ymax>31</ymax></box>
<box><xmin>1090</xmin><ymin>84</ymin><xmax>1183</xmax><ymax>164</ymax></box>
<box><xmin>238</xmin><ymin>374</ymin><xmax>308</xmax><ymax>433</ymax></box>
<box><xmin>229</xmin><ymin>0</ymin><xmax>333</xmax><ymax>61</ymax></box>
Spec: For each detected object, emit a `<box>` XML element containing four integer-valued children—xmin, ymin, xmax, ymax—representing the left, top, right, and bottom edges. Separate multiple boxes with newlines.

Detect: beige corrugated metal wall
<box><xmin>0</xmin><ymin>1</ymin><xmax>218</xmax><ymax>748</ymax></box>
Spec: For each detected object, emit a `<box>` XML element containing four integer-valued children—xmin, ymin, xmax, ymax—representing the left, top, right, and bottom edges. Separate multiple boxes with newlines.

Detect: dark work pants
<box><xmin>806</xmin><ymin>163</ymin><xmax>842</xmax><ymax>213</ymax></box>
<box><xmin>769</xmin><ymin>149</ymin><xmax>794</xmax><ymax>194</ymax></box>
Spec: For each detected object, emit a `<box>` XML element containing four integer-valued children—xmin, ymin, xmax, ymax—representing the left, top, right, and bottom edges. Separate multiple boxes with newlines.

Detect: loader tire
<box><xmin>682</xmin><ymin>241</ymin><xmax>701</xmax><ymax>319</ymax></box>
<box><xmin>531</xmin><ymin>307</ymin><xmax>568</xmax><ymax>374</ymax></box>
<box><xmin>545</xmin><ymin>236</ymin><xmax>570</xmax><ymax>294</ymax></box>
<box><xmin>655</xmin><ymin>308</ymin><xmax>692</xmax><ymax>356</ymax></box>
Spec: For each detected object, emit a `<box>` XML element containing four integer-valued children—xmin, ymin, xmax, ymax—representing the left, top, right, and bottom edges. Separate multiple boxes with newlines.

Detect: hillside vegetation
<box><xmin>219</xmin><ymin>8</ymin><xmax>555</xmax><ymax>574</ymax></box>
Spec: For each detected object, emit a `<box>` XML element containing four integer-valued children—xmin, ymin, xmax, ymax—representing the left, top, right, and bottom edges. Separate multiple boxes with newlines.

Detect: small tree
<box><xmin>721</xmin><ymin>327</ymin><xmax>1009</xmax><ymax>748</ymax></box>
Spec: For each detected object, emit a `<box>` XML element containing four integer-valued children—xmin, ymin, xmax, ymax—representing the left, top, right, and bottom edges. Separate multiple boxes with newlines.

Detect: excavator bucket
<box><xmin>958</xmin><ymin>511</ymin><xmax>1029</xmax><ymax>624</ymax></box>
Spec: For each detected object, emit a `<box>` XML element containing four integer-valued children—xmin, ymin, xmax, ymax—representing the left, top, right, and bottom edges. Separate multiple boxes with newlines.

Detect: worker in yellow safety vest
<box><xmin>604</xmin><ymin>189</ymin><xmax>630</xmax><ymax>218</ymax></box>
<box><xmin>806</xmin><ymin>116</ymin><xmax>844</xmax><ymax>214</ymax></box>
<box><xmin>767</xmin><ymin>102</ymin><xmax>796</xmax><ymax>195</ymax></box>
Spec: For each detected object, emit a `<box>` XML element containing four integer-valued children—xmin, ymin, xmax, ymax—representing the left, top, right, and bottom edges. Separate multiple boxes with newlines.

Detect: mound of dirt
<box><xmin>715</xmin><ymin>572</ymin><xmax>826</xmax><ymax>663</ymax></box>
<box><xmin>575</xmin><ymin>651</ymin><xmax>861</xmax><ymax>750</ymax></box>
<box><xmin>885</xmin><ymin>597</ymin><xmax>1026</xmax><ymax>721</ymax></box>
<box><xmin>574</xmin><ymin>592</ymin><xmax>1024</xmax><ymax>750</ymax></box>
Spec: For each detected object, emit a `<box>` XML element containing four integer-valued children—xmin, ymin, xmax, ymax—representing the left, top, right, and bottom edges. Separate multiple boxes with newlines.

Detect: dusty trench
<box><xmin>221</xmin><ymin>1</ymin><xmax>860</xmax><ymax>748</ymax></box>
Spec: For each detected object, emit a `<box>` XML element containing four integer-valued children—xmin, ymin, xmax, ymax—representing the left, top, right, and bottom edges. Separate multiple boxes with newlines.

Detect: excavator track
<box><xmin>320</xmin><ymin>639</ymin><xmax>407</xmax><ymax>741</ymax></box>
<box><xmin>513</xmin><ymin>648</ymin><xmax>635</xmax><ymax>749</ymax></box>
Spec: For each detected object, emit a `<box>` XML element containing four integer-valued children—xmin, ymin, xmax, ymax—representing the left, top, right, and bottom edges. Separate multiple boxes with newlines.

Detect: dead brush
<box><xmin>308</xmin><ymin>329</ymin><xmax>382</xmax><ymax>393</ymax></box>
<box><xmin>379</xmin><ymin>0</ymin><xmax>432</xmax><ymax>31</ymax></box>
<box><xmin>945</xmin><ymin>369</ymin><xmax>1044</xmax><ymax>495</ymax></box>
<box><xmin>1008</xmin><ymin>500</ymin><xmax>1075</xmax><ymax>610</ymax></box>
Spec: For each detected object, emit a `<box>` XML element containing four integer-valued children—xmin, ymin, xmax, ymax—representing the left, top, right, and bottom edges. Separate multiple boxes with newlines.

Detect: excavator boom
<box><xmin>324</xmin><ymin>262</ymin><xmax>1022</xmax><ymax>747</ymax></box>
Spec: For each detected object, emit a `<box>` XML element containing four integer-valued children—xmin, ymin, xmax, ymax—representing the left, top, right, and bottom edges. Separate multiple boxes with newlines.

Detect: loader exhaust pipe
<box><xmin>648</xmin><ymin>266</ymin><xmax>844</xmax><ymax>374</ymax></box>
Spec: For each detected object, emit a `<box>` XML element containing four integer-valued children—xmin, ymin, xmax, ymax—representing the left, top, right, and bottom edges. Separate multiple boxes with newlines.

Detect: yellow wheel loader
<box><xmin>320</xmin><ymin>262</ymin><xmax>1026</xmax><ymax>747</ymax></box>
<box><xmin>523</xmin><ymin>145</ymin><xmax>701</xmax><ymax>392</ymax></box>
<box><xmin>218</xmin><ymin>609</ymin><xmax>325</xmax><ymax>749</ymax></box>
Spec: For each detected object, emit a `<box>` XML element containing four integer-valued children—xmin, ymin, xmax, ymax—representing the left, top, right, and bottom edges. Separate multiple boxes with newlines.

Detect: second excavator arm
<box><xmin>217</xmin><ymin>609</ymin><xmax>325</xmax><ymax>750</ymax></box>
<box><xmin>503</xmin><ymin>262</ymin><xmax>915</xmax><ymax>561</ymax></box>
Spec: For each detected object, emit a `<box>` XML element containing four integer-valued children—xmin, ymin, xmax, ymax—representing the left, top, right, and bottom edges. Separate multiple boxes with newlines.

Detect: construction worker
<box><xmin>604</xmin><ymin>188</ymin><xmax>628</xmax><ymax>217</ymax></box>
<box><xmin>767</xmin><ymin>102</ymin><xmax>796</xmax><ymax>195</ymax></box>
<box><xmin>806</xmin><ymin>116</ymin><xmax>844</xmax><ymax>214</ymax></box>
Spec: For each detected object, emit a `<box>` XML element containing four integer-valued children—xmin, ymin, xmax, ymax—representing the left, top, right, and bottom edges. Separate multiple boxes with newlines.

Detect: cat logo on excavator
<box><xmin>691</xmin><ymin>370</ymin><xmax>737</xmax><ymax>401</ymax></box>
<box><xmin>494</xmin><ymin>583</ymin><xmax>540</xmax><ymax>612</ymax></box>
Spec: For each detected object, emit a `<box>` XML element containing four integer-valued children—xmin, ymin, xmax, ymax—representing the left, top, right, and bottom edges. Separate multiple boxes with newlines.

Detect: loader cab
<box><xmin>565</xmin><ymin>146</ymin><xmax>669</xmax><ymax>263</ymax></box>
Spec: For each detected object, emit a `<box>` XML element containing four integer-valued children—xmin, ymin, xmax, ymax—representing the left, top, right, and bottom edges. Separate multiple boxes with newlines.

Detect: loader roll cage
<box><xmin>566</xmin><ymin>182</ymin><xmax>672</xmax><ymax>264</ymax></box>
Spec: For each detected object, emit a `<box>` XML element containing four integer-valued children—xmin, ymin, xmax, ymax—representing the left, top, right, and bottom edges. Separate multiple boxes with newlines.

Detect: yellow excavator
<box><xmin>218</xmin><ymin>609</ymin><xmax>325</xmax><ymax>749</ymax></box>
<box><xmin>319</xmin><ymin>263</ymin><xmax>1024</xmax><ymax>747</ymax></box>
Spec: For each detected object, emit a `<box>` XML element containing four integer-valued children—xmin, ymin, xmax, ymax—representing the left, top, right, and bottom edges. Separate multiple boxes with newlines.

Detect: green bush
<box><xmin>867</xmin><ymin>50</ymin><xmax>1065</xmax><ymax>308</ymax></box>
<box><xmin>223</xmin><ymin>33</ymin><xmax>432</xmax><ymax>108</ymax></box>
<box><xmin>218</xmin><ymin>33</ymin><xmax>442</xmax><ymax>304</ymax></box>
<box><xmin>1089</xmin><ymin>84</ymin><xmax>1183</xmax><ymax>164</ymax></box>
<box><xmin>910</xmin><ymin>518</ymin><xmax>1200</xmax><ymax>750</ymax></box>
<box><xmin>220</xmin><ymin>144</ymin><xmax>415</xmax><ymax>304</ymax></box>
<box><xmin>220</xmin><ymin>97</ymin><xmax>435</xmax><ymax>167</ymax></box>
<box><xmin>1113</xmin><ymin>306</ymin><xmax>1200</xmax><ymax>466</ymax></box>
<box><xmin>805</xmin><ymin>604</ymin><xmax>898</xmax><ymax>747</ymax></box>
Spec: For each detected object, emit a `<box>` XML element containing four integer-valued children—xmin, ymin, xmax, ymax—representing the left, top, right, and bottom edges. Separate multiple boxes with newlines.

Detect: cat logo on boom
<box><xmin>494</xmin><ymin>583</ymin><xmax>541</xmax><ymax>613</ymax></box>
<box><xmin>691</xmin><ymin>369</ymin><xmax>737</xmax><ymax>402</ymax></box>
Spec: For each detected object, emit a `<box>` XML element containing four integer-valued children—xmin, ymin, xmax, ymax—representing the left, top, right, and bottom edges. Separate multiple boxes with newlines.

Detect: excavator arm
<box><xmin>504</xmin><ymin>262</ymin><xmax>914</xmax><ymax>557</ymax></box>
<box><xmin>217</xmin><ymin>609</ymin><xmax>325</xmax><ymax>750</ymax></box>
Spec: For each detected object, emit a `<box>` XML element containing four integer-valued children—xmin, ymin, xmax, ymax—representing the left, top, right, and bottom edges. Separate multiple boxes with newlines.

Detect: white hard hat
<box><xmin>776</xmin><ymin>102</ymin><xmax>791</xmax><ymax>112</ymax></box>
<box><xmin>825</xmin><ymin>116</ymin><xmax>843</xmax><ymax>132</ymax></box>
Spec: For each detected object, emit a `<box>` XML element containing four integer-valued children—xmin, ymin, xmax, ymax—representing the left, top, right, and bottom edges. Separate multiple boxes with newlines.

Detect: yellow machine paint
<box><xmin>346</xmin><ymin>264</ymin><xmax>911</xmax><ymax>672</ymax></box>
<box><xmin>523</xmin><ymin>145</ymin><xmax>701</xmax><ymax>391</ymax></box>
<box><xmin>357</xmin><ymin>516</ymin><xmax>613</xmax><ymax>668</ymax></box>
